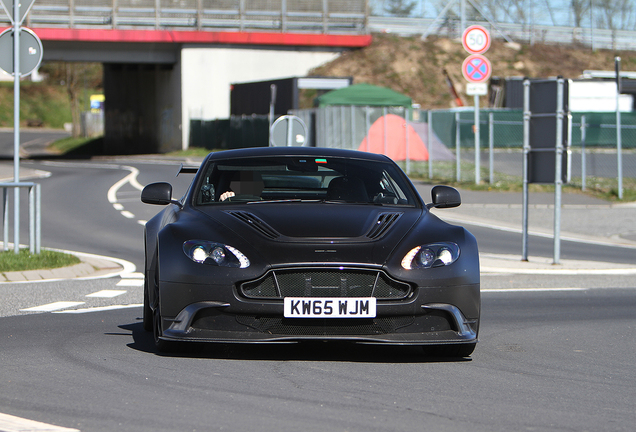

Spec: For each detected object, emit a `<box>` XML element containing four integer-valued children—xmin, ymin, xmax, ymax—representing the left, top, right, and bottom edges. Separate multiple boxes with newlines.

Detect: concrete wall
<box><xmin>180</xmin><ymin>46</ymin><xmax>340</xmax><ymax>149</ymax></box>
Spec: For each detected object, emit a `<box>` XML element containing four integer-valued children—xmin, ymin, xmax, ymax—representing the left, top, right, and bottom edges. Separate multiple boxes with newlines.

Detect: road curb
<box><xmin>0</xmin><ymin>249</ymin><xmax>133</xmax><ymax>283</ymax></box>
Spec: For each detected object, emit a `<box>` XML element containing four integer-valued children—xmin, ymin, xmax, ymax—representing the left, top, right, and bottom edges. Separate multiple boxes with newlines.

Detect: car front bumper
<box><xmin>158</xmin><ymin>281</ymin><xmax>480</xmax><ymax>345</ymax></box>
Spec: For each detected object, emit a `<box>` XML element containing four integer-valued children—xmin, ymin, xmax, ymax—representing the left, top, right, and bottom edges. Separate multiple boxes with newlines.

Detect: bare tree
<box><xmin>474</xmin><ymin>0</ymin><xmax>529</xmax><ymax>25</ymax></box>
<box><xmin>383</xmin><ymin>0</ymin><xmax>418</xmax><ymax>17</ymax></box>
<box><xmin>593</xmin><ymin>0</ymin><xmax>634</xmax><ymax>30</ymax></box>
<box><xmin>571</xmin><ymin>0</ymin><xmax>590</xmax><ymax>27</ymax></box>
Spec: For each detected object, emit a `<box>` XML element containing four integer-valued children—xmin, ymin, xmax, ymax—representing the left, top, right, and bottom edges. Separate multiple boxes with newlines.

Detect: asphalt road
<box><xmin>0</xmin><ymin>129</ymin><xmax>70</xmax><ymax>159</ymax></box>
<box><xmin>0</xmin><ymin>157</ymin><xmax>634</xmax><ymax>431</ymax></box>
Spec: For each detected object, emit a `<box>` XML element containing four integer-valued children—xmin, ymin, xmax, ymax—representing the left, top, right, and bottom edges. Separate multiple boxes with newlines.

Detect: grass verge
<box><xmin>0</xmin><ymin>249</ymin><xmax>81</xmax><ymax>273</ymax></box>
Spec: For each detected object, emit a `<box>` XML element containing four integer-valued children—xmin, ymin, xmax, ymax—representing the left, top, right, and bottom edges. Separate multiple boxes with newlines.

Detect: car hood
<box><xmin>194</xmin><ymin>203</ymin><xmax>424</xmax><ymax>265</ymax></box>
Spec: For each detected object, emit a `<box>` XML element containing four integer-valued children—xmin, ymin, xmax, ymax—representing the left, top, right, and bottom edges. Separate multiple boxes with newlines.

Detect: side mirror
<box><xmin>141</xmin><ymin>182</ymin><xmax>174</xmax><ymax>206</ymax></box>
<box><xmin>429</xmin><ymin>185</ymin><xmax>461</xmax><ymax>209</ymax></box>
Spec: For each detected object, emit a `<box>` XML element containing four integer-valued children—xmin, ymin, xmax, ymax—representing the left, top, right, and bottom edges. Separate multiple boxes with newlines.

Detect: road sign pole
<box><xmin>474</xmin><ymin>94</ymin><xmax>480</xmax><ymax>184</ymax></box>
<box><xmin>13</xmin><ymin>0</ymin><xmax>20</xmax><ymax>253</ymax></box>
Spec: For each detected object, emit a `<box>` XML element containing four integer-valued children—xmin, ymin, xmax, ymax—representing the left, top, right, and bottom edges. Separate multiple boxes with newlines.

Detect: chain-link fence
<box><xmin>293</xmin><ymin>106</ymin><xmax>636</xmax><ymax>198</ymax></box>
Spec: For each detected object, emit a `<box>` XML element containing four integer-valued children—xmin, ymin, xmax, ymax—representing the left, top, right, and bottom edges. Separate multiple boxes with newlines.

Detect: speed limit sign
<box><xmin>462</xmin><ymin>25</ymin><xmax>490</xmax><ymax>55</ymax></box>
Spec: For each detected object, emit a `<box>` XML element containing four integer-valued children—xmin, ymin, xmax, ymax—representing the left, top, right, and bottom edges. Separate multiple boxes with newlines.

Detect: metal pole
<box><xmin>29</xmin><ymin>185</ymin><xmax>34</xmax><ymax>254</ymax></box>
<box><xmin>383</xmin><ymin>107</ymin><xmax>388</xmax><ymax>156</ymax></box>
<box><xmin>615</xmin><ymin>56</ymin><xmax>624</xmax><ymax>199</ymax></box>
<box><xmin>350</xmin><ymin>106</ymin><xmax>355</xmax><ymax>149</ymax></box>
<box><xmin>553</xmin><ymin>78</ymin><xmax>565</xmax><ymax>265</ymax></box>
<box><xmin>35</xmin><ymin>183</ymin><xmax>41</xmax><ymax>254</ymax></box>
<box><xmin>522</xmin><ymin>79</ymin><xmax>530</xmax><ymax>261</ymax></box>
<box><xmin>268</xmin><ymin>84</ymin><xmax>277</xmax><ymax>147</ymax></box>
<box><xmin>365</xmin><ymin>107</ymin><xmax>370</xmax><ymax>152</ymax></box>
<box><xmin>427</xmin><ymin>110</ymin><xmax>433</xmax><ymax>179</ymax></box>
<box><xmin>474</xmin><ymin>95</ymin><xmax>481</xmax><ymax>184</ymax></box>
<box><xmin>405</xmin><ymin>107</ymin><xmax>411</xmax><ymax>175</ymax></box>
<box><xmin>460</xmin><ymin>0</ymin><xmax>466</xmax><ymax>37</ymax></box>
<box><xmin>340</xmin><ymin>105</ymin><xmax>345</xmax><ymax>148</ymax></box>
<box><xmin>455</xmin><ymin>112</ymin><xmax>461</xmax><ymax>182</ymax></box>
<box><xmin>581</xmin><ymin>115</ymin><xmax>587</xmax><ymax>191</ymax></box>
<box><xmin>488</xmin><ymin>111</ymin><xmax>494</xmax><ymax>184</ymax></box>
<box><xmin>3</xmin><ymin>188</ymin><xmax>8</xmax><ymax>251</ymax></box>
<box><xmin>286</xmin><ymin>117</ymin><xmax>293</xmax><ymax>147</ymax></box>
<box><xmin>13</xmin><ymin>0</ymin><xmax>21</xmax><ymax>254</ymax></box>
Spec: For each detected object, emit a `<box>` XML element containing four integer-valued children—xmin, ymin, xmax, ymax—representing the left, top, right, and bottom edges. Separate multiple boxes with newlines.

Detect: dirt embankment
<box><xmin>309</xmin><ymin>33</ymin><xmax>635</xmax><ymax>109</ymax></box>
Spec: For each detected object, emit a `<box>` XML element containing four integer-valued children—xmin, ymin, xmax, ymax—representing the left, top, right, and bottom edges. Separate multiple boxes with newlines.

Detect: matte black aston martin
<box><xmin>141</xmin><ymin>147</ymin><xmax>480</xmax><ymax>356</ymax></box>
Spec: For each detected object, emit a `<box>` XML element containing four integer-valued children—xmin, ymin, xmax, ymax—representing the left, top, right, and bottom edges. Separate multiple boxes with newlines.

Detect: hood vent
<box><xmin>366</xmin><ymin>212</ymin><xmax>402</xmax><ymax>239</ymax></box>
<box><xmin>225</xmin><ymin>211</ymin><xmax>280</xmax><ymax>239</ymax></box>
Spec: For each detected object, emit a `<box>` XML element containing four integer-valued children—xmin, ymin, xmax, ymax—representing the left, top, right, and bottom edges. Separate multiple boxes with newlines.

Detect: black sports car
<box><xmin>141</xmin><ymin>147</ymin><xmax>480</xmax><ymax>356</ymax></box>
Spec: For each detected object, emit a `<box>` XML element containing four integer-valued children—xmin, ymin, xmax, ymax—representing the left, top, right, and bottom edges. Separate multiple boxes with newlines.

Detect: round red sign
<box><xmin>462</xmin><ymin>54</ymin><xmax>492</xmax><ymax>83</ymax></box>
<box><xmin>462</xmin><ymin>25</ymin><xmax>491</xmax><ymax>55</ymax></box>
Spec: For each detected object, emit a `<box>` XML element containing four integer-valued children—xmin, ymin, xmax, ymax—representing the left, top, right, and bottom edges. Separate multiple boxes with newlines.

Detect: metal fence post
<box><xmin>383</xmin><ymin>107</ymin><xmax>388</xmax><ymax>156</ymax></box>
<box><xmin>36</xmin><ymin>183</ymin><xmax>41</xmax><ymax>254</ymax></box>
<box><xmin>405</xmin><ymin>107</ymin><xmax>410</xmax><ymax>174</ymax></box>
<box><xmin>350</xmin><ymin>106</ymin><xmax>356</xmax><ymax>149</ymax></box>
<box><xmin>581</xmin><ymin>115</ymin><xmax>586</xmax><ymax>191</ymax></box>
<box><xmin>365</xmin><ymin>107</ymin><xmax>370</xmax><ymax>152</ymax></box>
<box><xmin>3</xmin><ymin>188</ymin><xmax>8</xmax><ymax>251</ymax></box>
<box><xmin>522</xmin><ymin>79</ymin><xmax>530</xmax><ymax>261</ymax></box>
<box><xmin>455</xmin><ymin>112</ymin><xmax>461</xmax><ymax>182</ymax></box>
<box><xmin>427</xmin><ymin>110</ymin><xmax>433</xmax><ymax>179</ymax></box>
<box><xmin>488</xmin><ymin>111</ymin><xmax>494</xmax><ymax>184</ymax></box>
<box><xmin>340</xmin><ymin>105</ymin><xmax>345</xmax><ymax>149</ymax></box>
<box><xmin>553</xmin><ymin>78</ymin><xmax>565</xmax><ymax>265</ymax></box>
<box><xmin>29</xmin><ymin>185</ymin><xmax>35</xmax><ymax>254</ymax></box>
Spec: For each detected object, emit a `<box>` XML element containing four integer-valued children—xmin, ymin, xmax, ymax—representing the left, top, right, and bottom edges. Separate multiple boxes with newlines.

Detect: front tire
<box><xmin>153</xmin><ymin>305</ymin><xmax>174</xmax><ymax>353</ymax></box>
<box><xmin>142</xmin><ymin>275</ymin><xmax>153</xmax><ymax>332</ymax></box>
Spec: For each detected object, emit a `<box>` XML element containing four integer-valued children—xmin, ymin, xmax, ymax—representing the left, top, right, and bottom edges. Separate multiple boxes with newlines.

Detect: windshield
<box><xmin>194</xmin><ymin>155</ymin><xmax>418</xmax><ymax>207</ymax></box>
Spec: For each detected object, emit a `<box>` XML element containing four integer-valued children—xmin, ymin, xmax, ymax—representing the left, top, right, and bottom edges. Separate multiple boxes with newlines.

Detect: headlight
<box><xmin>183</xmin><ymin>240</ymin><xmax>250</xmax><ymax>268</ymax></box>
<box><xmin>401</xmin><ymin>242</ymin><xmax>460</xmax><ymax>270</ymax></box>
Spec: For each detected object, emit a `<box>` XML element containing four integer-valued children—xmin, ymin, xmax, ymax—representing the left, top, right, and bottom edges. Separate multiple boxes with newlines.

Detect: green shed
<box><xmin>316</xmin><ymin>83</ymin><xmax>412</xmax><ymax>107</ymax></box>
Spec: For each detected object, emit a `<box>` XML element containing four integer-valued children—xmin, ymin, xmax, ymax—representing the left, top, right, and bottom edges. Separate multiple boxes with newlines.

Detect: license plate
<box><xmin>284</xmin><ymin>297</ymin><xmax>376</xmax><ymax>318</ymax></box>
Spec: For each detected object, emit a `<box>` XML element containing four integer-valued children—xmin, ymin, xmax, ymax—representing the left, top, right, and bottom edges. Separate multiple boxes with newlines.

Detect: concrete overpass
<box><xmin>1</xmin><ymin>1</ymin><xmax>371</xmax><ymax>153</ymax></box>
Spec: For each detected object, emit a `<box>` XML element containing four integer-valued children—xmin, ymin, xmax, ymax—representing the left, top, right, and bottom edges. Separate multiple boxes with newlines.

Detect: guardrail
<box><xmin>2</xmin><ymin>183</ymin><xmax>41</xmax><ymax>254</ymax></box>
<box><xmin>3</xmin><ymin>1</ymin><xmax>368</xmax><ymax>34</ymax></box>
<box><xmin>368</xmin><ymin>16</ymin><xmax>636</xmax><ymax>51</ymax></box>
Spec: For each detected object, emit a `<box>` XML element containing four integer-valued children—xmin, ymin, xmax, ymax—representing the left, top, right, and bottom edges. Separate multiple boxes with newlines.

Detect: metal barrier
<box><xmin>292</xmin><ymin>106</ymin><xmax>636</xmax><ymax>198</ymax></box>
<box><xmin>1</xmin><ymin>183</ymin><xmax>41</xmax><ymax>254</ymax></box>
<box><xmin>4</xmin><ymin>1</ymin><xmax>368</xmax><ymax>34</ymax></box>
<box><xmin>368</xmin><ymin>16</ymin><xmax>636</xmax><ymax>51</ymax></box>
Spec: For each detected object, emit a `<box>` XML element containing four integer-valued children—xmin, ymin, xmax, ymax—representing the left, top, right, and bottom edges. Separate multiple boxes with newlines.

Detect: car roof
<box><xmin>204</xmin><ymin>147</ymin><xmax>394</xmax><ymax>163</ymax></box>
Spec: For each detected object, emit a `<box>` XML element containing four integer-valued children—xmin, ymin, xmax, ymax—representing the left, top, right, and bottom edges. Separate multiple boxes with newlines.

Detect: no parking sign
<box><xmin>462</xmin><ymin>54</ymin><xmax>491</xmax><ymax>83</ymax></box>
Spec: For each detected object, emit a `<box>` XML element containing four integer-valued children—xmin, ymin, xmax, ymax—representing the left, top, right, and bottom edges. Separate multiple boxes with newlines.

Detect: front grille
<box><xmin>236</xmin><ymin>316</ymin><xmax>415</xmax><ymax>336</ymax></box>
<box><xmin>240</xmin><ymin>268</ymin><xmax>411</xmax><ymax>299</ymax></box>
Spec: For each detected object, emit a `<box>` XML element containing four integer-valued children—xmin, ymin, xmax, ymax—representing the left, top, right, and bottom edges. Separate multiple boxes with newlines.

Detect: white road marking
<box><xmin>120</xmin><ymin>272</ymin><xmax>144</xmax><ymax>279</ymax></box>
<box><xmin>120</xmin><ymin>211</ymin><xmax>135</xmax><ymax>219</ymax></box>
<box><xmin>0</xmin><ymin>412</ymin><xmax>79</xmax><ymax>432</ymax></box>
<box><xmin>107</xmin><ymin>166</ymin><xmax>143</xmax><ymax>204</ymax></box>
<box><xmin>112</xmin><ymin>203</ymin><xmax>124</xmax><ymax>210</ymax></box>
<box><xmin>54</xmin><ymin>304</ymin><xmax>143</xmax><ymax>314</ymax></box>
<box><xmin>116</xmin><ymin>279</ymin><xmax>144</xmax><ymax>287</ymax></box>
<box><xmin>481</xmin><ymin>266</ymin><xmax>636</xmax><ymax>275</ymax></box>
<box><xmin>482</xmin><ymin>287</ymin><xmax>589</xmax><ymax>293</ymax></box>
<box><xmin>137</xmin><ymin>220</ymin><xmax>147</xmax><ymax>226</ymax></box>
<box><xmin>20</xmin><ymin>301</ymin><xmax>85</xmax><ymax>312</ymax></box>
<box><xmin>86</xmin><ymin>290</ymin><xmax>127</xmax><ymax>298</ymax></box>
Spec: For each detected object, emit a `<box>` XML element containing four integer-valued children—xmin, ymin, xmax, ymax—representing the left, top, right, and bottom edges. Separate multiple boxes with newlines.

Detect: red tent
<box><xmin>358</xmin><ymin>114</ymin><xmax>429</xmax><ymax>161</ymax></box>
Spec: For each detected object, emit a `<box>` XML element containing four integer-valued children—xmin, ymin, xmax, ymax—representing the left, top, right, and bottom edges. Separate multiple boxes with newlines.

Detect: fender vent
<box><xmin>225</xmin><ymin>211</ymin><xmax>280</xmax><ymax>239</ymax></box>
<box><xmin>366</xmin><ymin>212</ymin><xmax>402</xmax><ymax>239</ymax></box>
